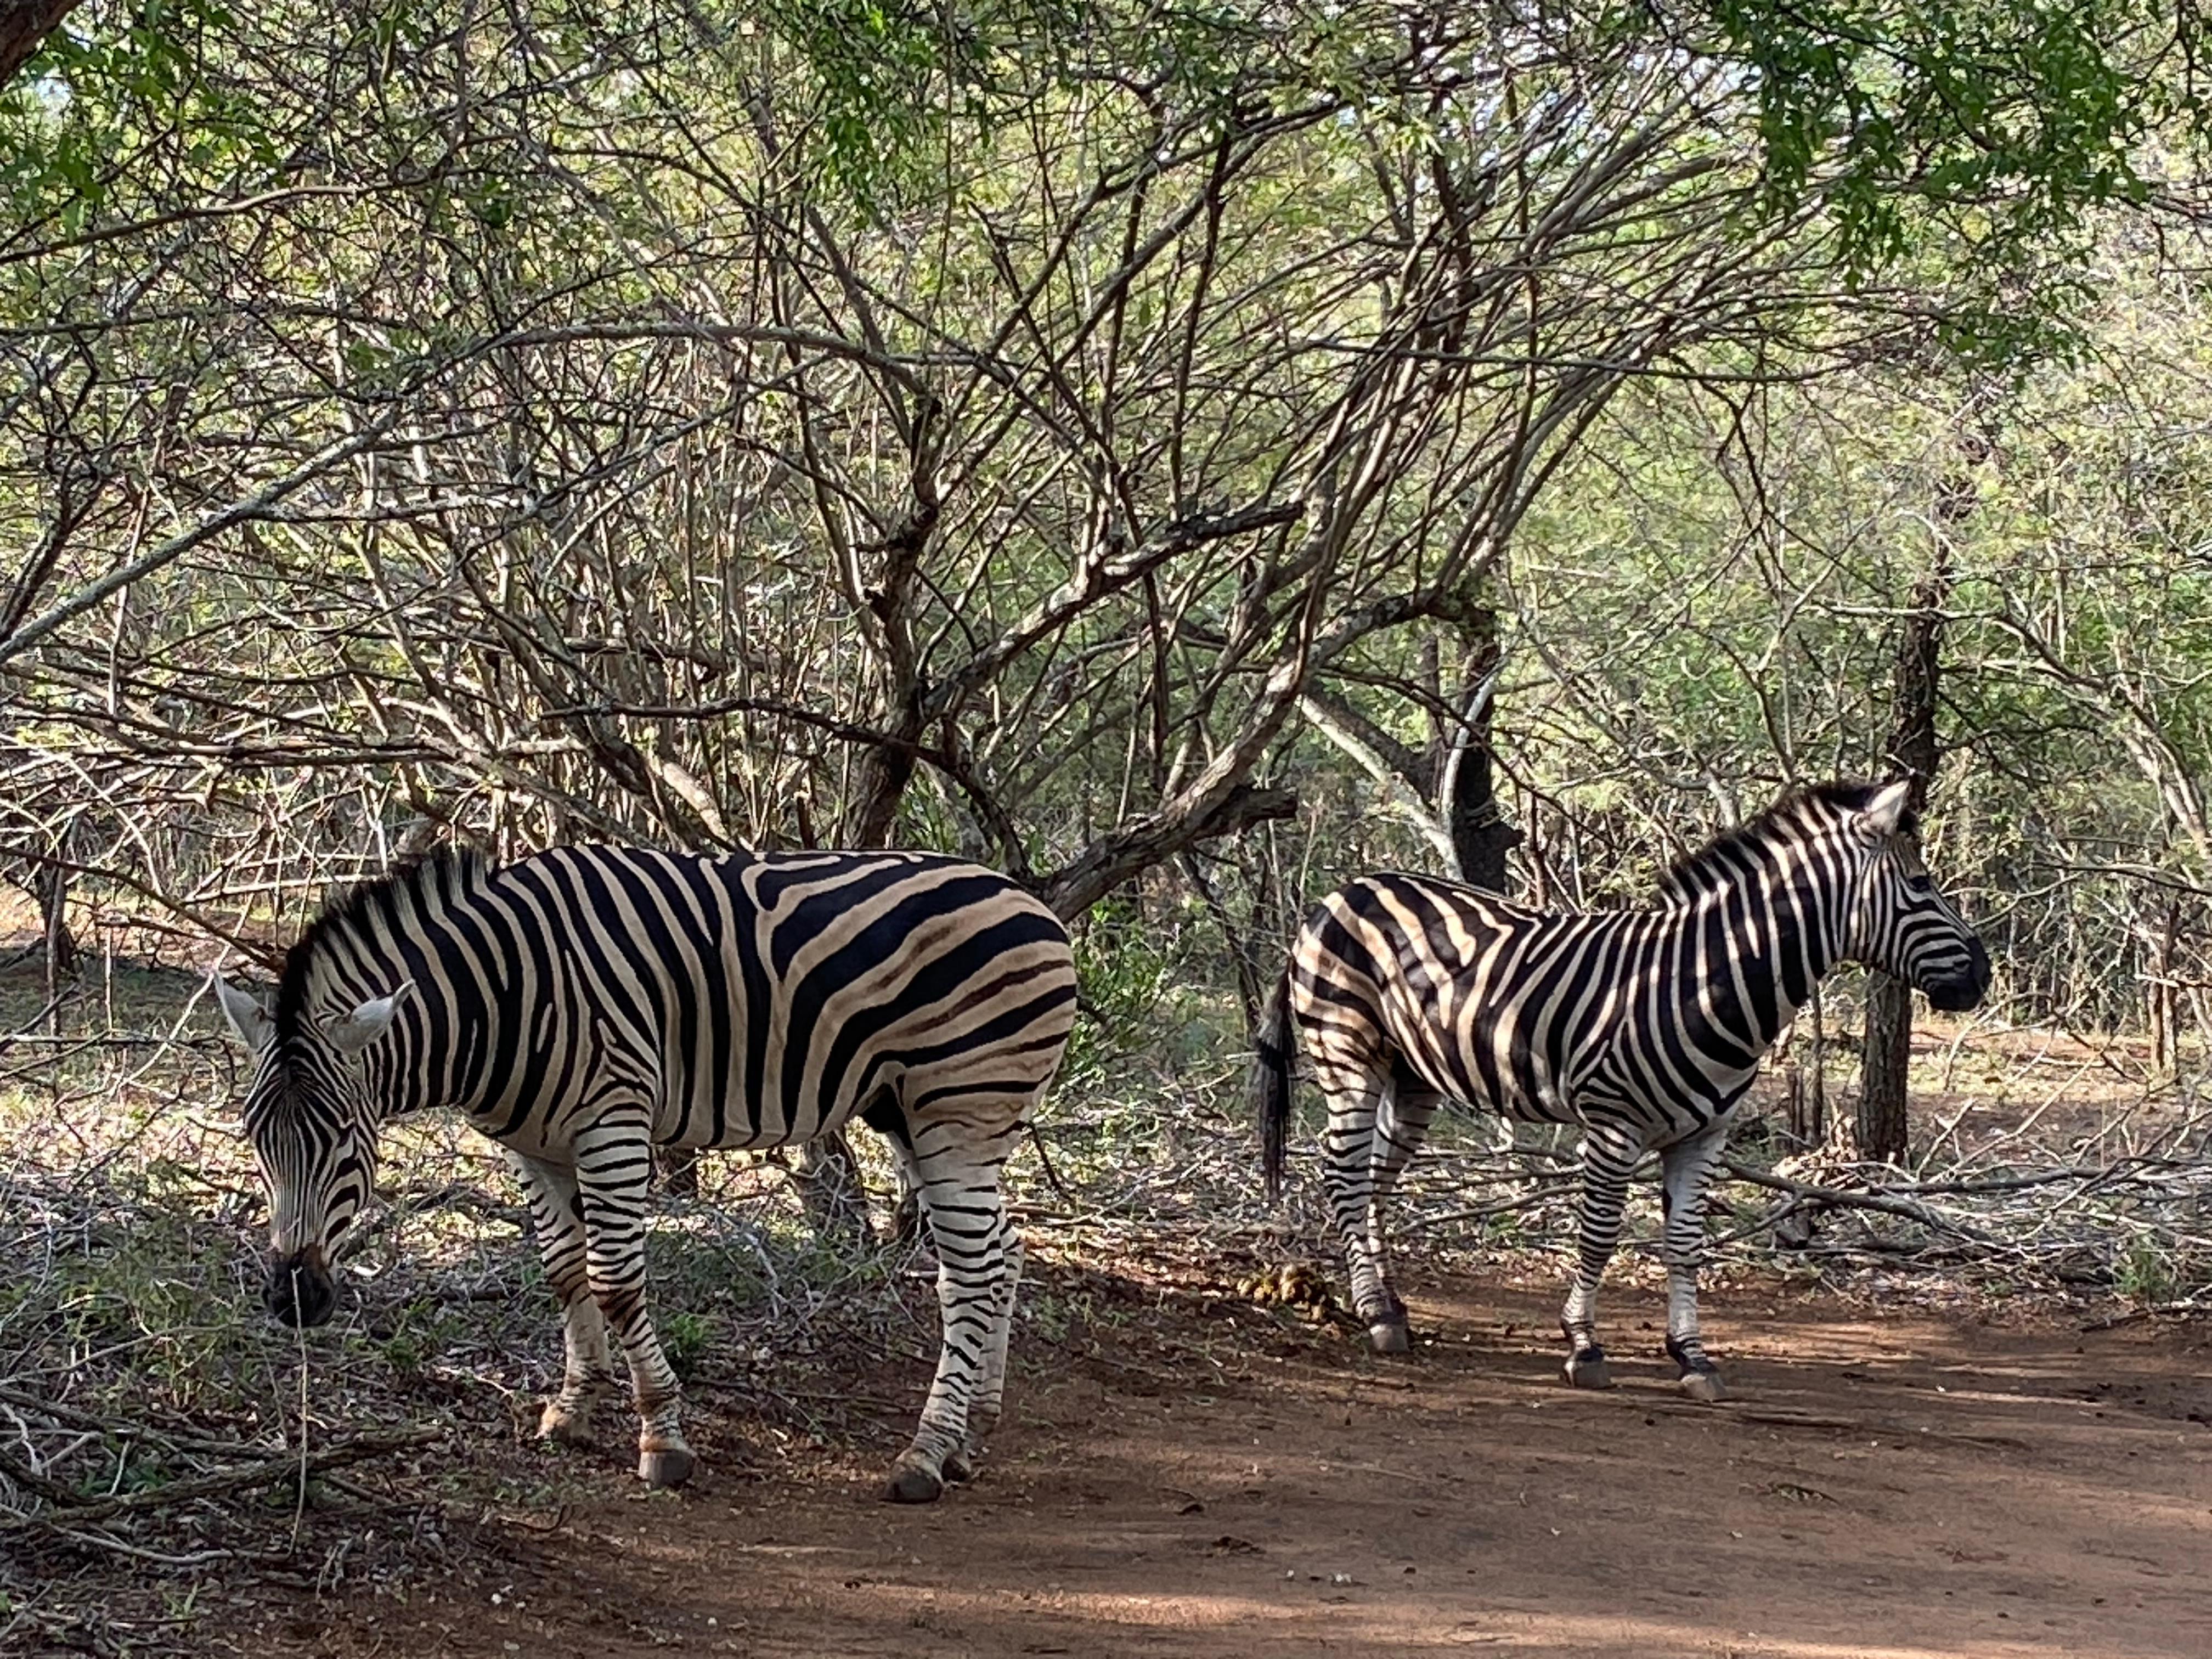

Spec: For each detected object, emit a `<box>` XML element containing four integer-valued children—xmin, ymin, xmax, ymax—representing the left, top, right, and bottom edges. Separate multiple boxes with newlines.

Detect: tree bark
<box><xmin>1036</xmin><ymin>782</ymin><xmax>1297</xmax><ymax>921</ymax></box>
<box><xmin>1853</xmin><ymin>497</ymin><xmax>1963</xmax><ymax>1163</ymax></box>
<box><xmin>1439</xmin><ymin>619</ymin><xmax>1519</xmax><ymax>890</ymax></box>
<box><xmin>0</xmin><ymin>0</ymin><xmax>80</xmax><ymax>88</ymax></box>
<box><xmin>1299</xmin><ymin>612</ymin><xmax>1520</xmax><ymax>891</ymax></box>
<box><xmin>1181</xmin><ymin>851</ymin><xmax>1266</xmax><ymax>1040</ymax></box>
<box><xmin>1855</xmin><ymin>970</ymin><xmax>1915</xmax><ymax>1163</ymax></box>
<box><xmin>2146</xmin><ymin>901</ymin><xmax>2181</xmax><ymax>1079</ymax></box>
<box><xmin>817</xmin><ymin>443</ymin><xmax>939</xmax><ymax>1252</ymax></box>
<box><xmin>37</xmin><ymin>852</ymin><xmax>74</xmax><ymax>1036</ymax></box>
<box><xmin>1784</xmin><ymin>989</ymin><xmax>1826</xmax><ymax>1146</ymax></box>
<box><xmin>841</xmin><ymin>400</ymin><xmax>941</xmax><ymax>851</ymax></box>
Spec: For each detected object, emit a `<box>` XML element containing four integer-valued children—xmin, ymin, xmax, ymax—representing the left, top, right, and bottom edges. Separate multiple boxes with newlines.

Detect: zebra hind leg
<box><xmin>544</xmin><ymin>1290</ymin><xmax>621</xmax><ymax>1446</ymax></box>
<box><xmin>1361</xmin><ymin>1080</ymin><xmax>1442</xmax><ymax>1353</ymax></box>
<box><xmin>945</xmin><ymin>1231</ymin><xmax>1024</xmax><ymax>1485</ymax></box>
<box><xmin>890</xmin><ymin>1130</ymin><xmax>1018</xmax><ymax>1503</ymax></box>
<box><xmin>1660</xmin><ymin>1124</ymin><xmax>1730</xmax><ymax>1402</ymax></box>
<box><xmin>1318</xmin><ymin>1062</ymin><xmax>1427</xmax><ymax>1353</ymax></box>
<box><xmin>1559</xmin><ymin>1126</ymin><xmax>1641</xmax><ymax>1390</ymax></box>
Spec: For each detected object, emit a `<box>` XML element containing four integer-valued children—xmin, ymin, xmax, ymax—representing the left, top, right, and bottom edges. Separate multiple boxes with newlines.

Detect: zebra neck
<box><xmin>319</xmin><ymin>949</ymin><xmax>459</xmax><ymax>1124</ymax></box>
<box><xmin>1671</xmin><ymin>854</ymin><xmax>1847</xmax><ymax>1058</ymax></box>
<box><xmin>363</xmin><ymin>1025</ymin><xmax>436</xmax><ymax>1121</ymax></box>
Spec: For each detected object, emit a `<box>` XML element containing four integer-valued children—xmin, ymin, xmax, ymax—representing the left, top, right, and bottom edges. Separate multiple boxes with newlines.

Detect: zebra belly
<box><xmin>1387</xmin><ymin>1034</ymin><xmax>1583</xmax><ymax>1131</ymax></box>
<box><xmin>1372</xmin><ymin>981</ymin><xmax>1582</xmax><ymax>1130</ymax></box>
<box><xmin>1387</xmin><ymin>1011</ymin><xmax>1757</xmax><ymax>1148</ymax></box>
<box><xmin>1573</xmin><ymin>1075</ymin><xmax>1761</xmax><ymax>1152</ymax></box>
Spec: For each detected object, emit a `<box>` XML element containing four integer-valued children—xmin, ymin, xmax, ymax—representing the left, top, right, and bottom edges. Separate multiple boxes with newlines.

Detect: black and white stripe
<box><xmin>1255</xmin><ymin>780</ymin><xmax>1989</xmax><ymax>1394</ymax></box>
<box><xmin>216</xmin><ymin>845</ymin><xmax>1076</xmax><ymax>1499</ymax></box>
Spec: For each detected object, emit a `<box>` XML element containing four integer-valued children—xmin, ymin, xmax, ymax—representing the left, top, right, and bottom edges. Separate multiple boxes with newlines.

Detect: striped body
<box><xmin>1256</xmin><ymin>781</ymin><xmax>1988</xmax><ymax>1391</ymax></box>
<box><xmin>219</xmin><ymin>845</ymin><xmax>1076</xmax><ymax>1498</ymax></box>
<box><xmin>1293</xmin><ymin>878</ymin><xmax>1814</xmax><ymax>1144</ymax></box>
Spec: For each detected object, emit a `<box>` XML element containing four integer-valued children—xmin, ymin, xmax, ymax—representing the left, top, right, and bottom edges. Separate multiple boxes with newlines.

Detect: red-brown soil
<box><xmin>205</xmin><ymin>1266</ymin><xmax>2212</xmax><ymax>1659</ymax></box>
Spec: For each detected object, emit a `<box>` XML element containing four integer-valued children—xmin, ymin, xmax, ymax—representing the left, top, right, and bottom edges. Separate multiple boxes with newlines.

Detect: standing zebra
<box><xmin>1255</xmin><ymin>780</ymin><xmax>1988</xmax><ymax>1397</ymax></box>
<box><xmin>213</xmin><ymin>845</ymin><xmax>1075</xmax><ymax>1499</ymax></box>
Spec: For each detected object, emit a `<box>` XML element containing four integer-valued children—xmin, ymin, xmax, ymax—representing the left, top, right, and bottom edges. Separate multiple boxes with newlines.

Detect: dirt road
<box><xmin>227</xmin><ymin>1269</ymin><xmax>2211</xmax><ymax>1658</ymax></box>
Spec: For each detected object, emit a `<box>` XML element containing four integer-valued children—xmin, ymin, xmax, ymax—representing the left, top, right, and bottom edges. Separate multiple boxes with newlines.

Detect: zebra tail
<box><xmin>1254</xmin><ymin>963</ymin><xmax>1295</xmax><ymax>1202</ymax></box>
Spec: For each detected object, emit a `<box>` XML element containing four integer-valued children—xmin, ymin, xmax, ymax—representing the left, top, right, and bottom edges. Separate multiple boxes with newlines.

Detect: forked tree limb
<box><xmin>1719</xmin><ymin>1157</ymin><xmax>2006</xmax><ymax>1243</ymax></box>
<box><xmin>1037</xmin><ymin>782</ymin><xmax>1297</xmax><ymax>920</ymax></box>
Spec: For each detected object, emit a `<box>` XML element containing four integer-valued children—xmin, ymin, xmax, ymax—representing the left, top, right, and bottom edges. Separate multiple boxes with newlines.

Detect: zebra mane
<box><xmin>273</xmin><ymin>846</ymin><xmax>495</xmax><ymax>1035</ymax></box>
<box><xmin>1655</xmin><ymin>780</ymin><xmax>1912</xmax><ymax>906</ymax></box>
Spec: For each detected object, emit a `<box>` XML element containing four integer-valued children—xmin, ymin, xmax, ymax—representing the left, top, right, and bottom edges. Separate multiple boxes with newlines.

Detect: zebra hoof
<box><xmin>1680</xmin><ymin>1370</ymin><xmax>1728</xmax><ymax>1403</ymax></box>
<box><xmin>885</xmin><ymin>1461</ymin><xmax>944</xmax><ymax>1504</ymax></box>
<box><xmin>1562</xmin><ymin>1348</ymin><xmax>1613</xmax><ymax>1390</ymax></box>
<box><xmin>942</xmin><ymin>1448</ymin><xmax>976</xmax><ymax>1486</ymax></box>
<box><xmin>537</xmin><ymin>1403</ymin><xmax>595</xmax><ymax>1448</ymax></box>
<box><xmin>1368</xmin><ymin>1318</ymin><xmax>1412</xmax><ymax>1355</ymax></box>
<box><xmin>637</xmin><ymin>1446</ymin><xmax>696</xmax><ymax>1488</ymax></box>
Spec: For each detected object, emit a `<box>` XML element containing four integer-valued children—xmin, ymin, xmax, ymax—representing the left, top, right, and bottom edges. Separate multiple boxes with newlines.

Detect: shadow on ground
<box><xmin>213</xmin><ymin>1267</ymin><xmax>2212</xmax><ymax>1659</ymax></box>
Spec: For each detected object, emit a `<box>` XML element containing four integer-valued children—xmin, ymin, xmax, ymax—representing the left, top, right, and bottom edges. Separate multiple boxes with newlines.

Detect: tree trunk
<box><xmin>1853</xmin><ymin>483</ymin><xmax>1965</xmax><ymax>1162</ymax></box>
<box><xmin>1784</xmin><ymin>989</ymin><xmax>1827</xmax><ymax>1146</ymax></box>
<box><xmin>823</xmin><ymin>456</ymin><xmax>936</xmax><ymax>1255</ymax></box>
<box><xmin>36</xmin><ymin>853</ymin><xmax>75</xmax><ymax>1036</ymax></box>
<box><xmin>2146</xmin><ymin>901</ymin><xmax>2181</xmax><ymax>1079</ymax></box>
<box><xmin>1440</xmin><ymin>649</ymin><xmax>1518</xmax><ymax>891</ymax></box>
<box><xmin>1439</xmin><ymin>610</ymin><xmax>1520</xmax><ymax>891</ymax></box>
<box><xmin>840</xmin><ymin>399</ymin><xmax>940</xmax><ymax>852</ymax></box>
<box><xmin>1302</xmin><ymin>611</ymin><xmax>1520</xmax><ymax>891</ymax></box>
<box><xmin>1854</xmin><ymin>974</ymin><xmax>1914</xmax><ymax>1164</ymax></box>
<box><xmin>1182</xmin><ymin>850</ymin><xmax>1265</xmax><ymax>1042</ymax></box>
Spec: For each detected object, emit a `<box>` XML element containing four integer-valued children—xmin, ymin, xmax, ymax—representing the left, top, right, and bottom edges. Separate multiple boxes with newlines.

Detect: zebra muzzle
<box><xmin>1921</xmin><ymin>939</ymin><xmax>1992</xmax><ymax>1012</ymax></box>
<box><xmin>265</xmin><ymin>1250</ymin><xmax>337</xmax><ymax>1328</ymax></box>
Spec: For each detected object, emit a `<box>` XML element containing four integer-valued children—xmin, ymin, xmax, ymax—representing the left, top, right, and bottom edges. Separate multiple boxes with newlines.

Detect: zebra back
<box><xmin>255</xmin><ymin>844</ymin><xmax>1077</xmax><ymax>1154</ymax></box>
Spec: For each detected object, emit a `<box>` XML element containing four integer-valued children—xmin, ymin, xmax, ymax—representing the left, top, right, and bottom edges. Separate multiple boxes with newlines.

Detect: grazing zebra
<box><xmin>213</xmin><ymin>845</ymin><xmax>1076</xmax><ymax>1499</ymax></box>
<box><xmin>1254</xmin><ymin>780</ymin><xmax>1989</xmax><ymax>1397</ymax></box>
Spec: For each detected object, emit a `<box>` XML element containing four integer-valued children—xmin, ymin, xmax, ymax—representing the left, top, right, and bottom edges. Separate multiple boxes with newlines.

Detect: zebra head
<box><xmin>1836</xmin><ymin>781</ymin><xmax>1990</xmax><ymax>1012</ymax></box>
<box><xmin>214</xmin><ymin>974</ymin><xmax>412</xmax><ymax>1329</ymax></box>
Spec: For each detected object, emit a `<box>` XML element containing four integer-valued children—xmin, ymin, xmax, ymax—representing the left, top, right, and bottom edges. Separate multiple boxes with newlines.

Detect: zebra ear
<box><xmin>1859</xmin><ymin>780</ymin><xmax>1914</xmax><ymax>839</ymax></box>
<box><xmin>213</xmin><ymin>974</ymin><xmax>277</xmax><ymax>1056</ymax></box>
<box><xmin>324</xmin><ymin>981</ymin><xmax>414</xmax><ymax>1054</ymax></box>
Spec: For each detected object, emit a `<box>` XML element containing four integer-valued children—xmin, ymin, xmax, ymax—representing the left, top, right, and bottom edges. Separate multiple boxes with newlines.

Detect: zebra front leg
<box><xmin>575</xmin><ymin>1126</ymin><xmax>695</xmax><ymax>1488</ymax></box>
<box><xmin>1660</xmin><ymin>1122</ymin><xmax>1730</xmax><ymax>1402</ymax></box>
<box><xmin>891</xmin><ymin>1135</ymin><xmax>1015</xmax><ymax>1503</ymax></box>
<box><xmin>512</xmin><ymin>1152</ymin><xmax>621</xmax><ymax>1447</ymax></box>
<box><xmin>1560</xmin><ymin>1125</ymin><xmax>1641</xmax><ymax>1389</ymax></box>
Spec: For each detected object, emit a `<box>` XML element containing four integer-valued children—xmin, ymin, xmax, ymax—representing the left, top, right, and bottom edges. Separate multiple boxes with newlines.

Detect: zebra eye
<box><xmin>1904</xmin><ymin>874</ymin><xmax>1933</xmax><ymax>893</ymax></box>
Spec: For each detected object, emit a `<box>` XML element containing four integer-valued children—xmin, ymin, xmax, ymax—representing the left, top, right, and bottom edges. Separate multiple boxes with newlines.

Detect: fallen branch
<box><xmin>1402</xmin><ymin>1180</ymin><xmax>1584</xmax><ymax>1232</ymax></box>
<box><xmin>2079</xmin><ymin>1298</ymin><xmax>2209</xmax><ymax>1332</ymax></box>
<box><xmin>0</xmin><ymin>1426</ymin><xmax>439</xmax><ymax>1534</ymax></box>
<box><xmin>0</xmin><ymin>1443</ymin><xmax>81</xmax><ymax>1507</ymax></box>
<box><xmin>1719</xmin><ymin>1157</ymin><xmax>2007</xmax><ymax>1243</ymax></box>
